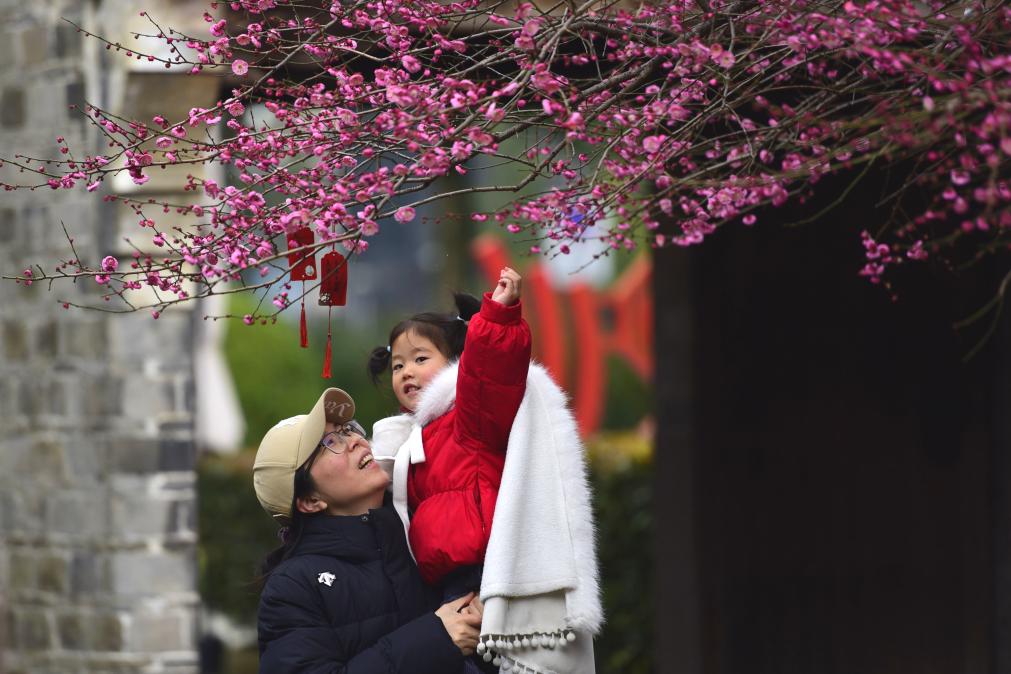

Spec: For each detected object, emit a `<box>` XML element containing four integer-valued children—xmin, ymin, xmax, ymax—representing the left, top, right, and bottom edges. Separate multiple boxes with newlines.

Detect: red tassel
<box><xmin>299</xmin><ymin>300</ymin><xmax>308</xmax><ymax>348</ymax></box>
<box><xmin>322</xmin><ymin>307</ymin><xmax>332</xmax><ymax>378</ymax></box>
<box><xmin>322</xmin><ymin>331</ymin><xmax>332</xmax><ymax>378</ymax></box>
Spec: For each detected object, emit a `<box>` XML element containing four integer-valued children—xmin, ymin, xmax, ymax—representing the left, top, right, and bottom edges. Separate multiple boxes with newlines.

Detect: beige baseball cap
<box><xmin>253</xmin><ymin>388</ymin><xmax>355</xmax><ymax>522</ymax></box>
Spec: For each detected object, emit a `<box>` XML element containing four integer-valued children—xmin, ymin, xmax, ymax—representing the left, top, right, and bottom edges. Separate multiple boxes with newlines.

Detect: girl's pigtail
<box><xmin>449</xmin><ymin>292</ymin><xmax>481</xmax><ymax>357</ymax></box>
<box><xmin>367</xmin><ymin>344</ymin><xmax>392</xmax><ymax>385</ymax></box>
<box><xmin>454</xmin><ymin>292</ymin><xmax>481</xmax><ymax>321</ymax></box>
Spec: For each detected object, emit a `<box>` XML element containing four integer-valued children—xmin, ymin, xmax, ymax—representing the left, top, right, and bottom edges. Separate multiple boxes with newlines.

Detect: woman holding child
<box><xmin>253</xmin><ymin>269</ymin><xmax>600</xmax><ymax>673</ymax></box>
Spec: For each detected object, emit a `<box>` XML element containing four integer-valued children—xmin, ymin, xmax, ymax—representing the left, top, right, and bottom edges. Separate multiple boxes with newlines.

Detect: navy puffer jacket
<box><xmin>257</xmin><ymin>504</ymin><xmax>465</xmax><ymax>673</ymax></box>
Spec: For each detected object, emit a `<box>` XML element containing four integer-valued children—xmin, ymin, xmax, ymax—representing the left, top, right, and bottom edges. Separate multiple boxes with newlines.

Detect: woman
<box><xmin>252</xmin><ymin>387</ymin><xmax>481</xmax><ymax>673</ymax></box>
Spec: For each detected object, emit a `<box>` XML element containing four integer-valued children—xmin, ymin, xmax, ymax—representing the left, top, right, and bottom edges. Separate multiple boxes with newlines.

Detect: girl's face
<box><xmin>300</xmin><ymin>420</ymin><xmax>389</xmax><ymax>517</ymax></box>
<box><xmin>390</xmin><ymin>329</ymin><xmax>450</xmax><ymax>412</ymax></box>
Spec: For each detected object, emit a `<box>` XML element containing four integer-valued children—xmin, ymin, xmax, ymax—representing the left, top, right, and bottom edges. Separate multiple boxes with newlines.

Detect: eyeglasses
<box><xmin>317</xmin><ymin>420</ymin><xmax>367</xmax><ymax>455</ymax></box>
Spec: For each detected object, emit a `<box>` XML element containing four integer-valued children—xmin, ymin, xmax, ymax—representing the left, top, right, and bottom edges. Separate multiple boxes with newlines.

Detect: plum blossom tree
<box><xmin>2</xmin><ymin>0</ymin><xmax>1009</xmax><ymax>322</ymax></box>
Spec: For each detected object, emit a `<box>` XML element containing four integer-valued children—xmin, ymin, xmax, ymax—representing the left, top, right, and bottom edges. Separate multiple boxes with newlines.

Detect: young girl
<box><xmin>369</xmin><ymin>268</ymin><xmax>601</xmax><ymax>674</ymax></box>
<box><xmin>368</xmin><ymin>268</ymin><xmax>529</xmax><ymax>593</ymax></box>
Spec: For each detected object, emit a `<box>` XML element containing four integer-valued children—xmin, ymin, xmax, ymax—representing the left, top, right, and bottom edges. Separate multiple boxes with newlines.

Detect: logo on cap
<box><xmin>326</xmin><ymin>401</ymin><xmax>351</xmax><ymax>417</ymax></box>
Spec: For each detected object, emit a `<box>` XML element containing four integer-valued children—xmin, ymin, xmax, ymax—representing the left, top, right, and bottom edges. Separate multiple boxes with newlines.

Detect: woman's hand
<box><xmin>436</xmin><ymin>593</ymin><xmax>482</xmax><ymax>655</ymax></box>
<box><xmin>461</xmin><ymin>595</ymin><xmax>484</xmax><ymax>621</ymax></box>
<box><xmin>491</xmin><ymin>267</ymin><xmax>522</xmax><ymax>306</ymax></box>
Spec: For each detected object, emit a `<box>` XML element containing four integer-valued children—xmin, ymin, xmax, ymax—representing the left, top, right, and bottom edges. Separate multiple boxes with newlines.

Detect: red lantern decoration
<box><xmin>287</xmin><ymin>227</ymin><xmax>317</xmax><ymax>348</ymax></box>
<box><xmin>318</xmin><ymin>250</ymin><xmax>349</xmax><ymax>378</ymax></box>
<box><xmin>318</xmin><ymin>251</ymin><xmax>348</xmax><ymax>306</ymax></box>
<box><xmin>286</xmin><ymin>227</ymin><xmax>317</xmax><ymax>281</ymax></box>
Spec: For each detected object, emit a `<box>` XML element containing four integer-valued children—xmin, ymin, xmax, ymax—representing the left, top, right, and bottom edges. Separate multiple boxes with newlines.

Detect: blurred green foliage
<box><xmin>603</xmin><ymin>356</ymin><xmax>653</xmax><ymax>430</ymax></box>
<box><xmin>197</xmin><ymin>452</ymin><xmax>277</xmax><ymax>622</ymax></box>
<box><xmin>591</xmin><ymin>455</ymin><xmax>654</xmax><ymax>674</ymax></box>
<box><xmin>224</xmin><ymin>295</ymin><xmax>401</xmax><ymax>448</ymax></box>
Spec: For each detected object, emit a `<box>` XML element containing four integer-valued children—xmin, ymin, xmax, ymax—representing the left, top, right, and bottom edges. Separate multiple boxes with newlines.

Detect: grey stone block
<box><xmin>127</xmin><ymin>612</ymin><xmax>187</xmax><ymax>652</ymax></box>
<box><xmin>108</xmin><ymin>439</ymin><xmax>161</xmax><ymax>474</ymax></box>
<box><xmin>81</xmin><ymin>375</ymin><xmax>122</xmax><ymax>417</ymax></box>
<box><xmin>34</xmin><ymin>320</ymin><xmax>58</xmax><ymax>358</ymax></box>
<box><xmin>162</xmin><ymin>382</ymin><xmax>178</xmax><ymax>412</ymax></box>
<box><xmin>65</xmin><ymin>80</ymin><xmax>85</xmax><ymax>120</ymax></box>
<box><xmin>1</xmin><ymin>490</ymin><xmax>44</xmax><ymax>535</ymax></box>
<box><xmin>155</xmin><ymin>474</ymin><xmax>194</xmax><ymax>495</ymax></box>
<box><xmin>157</xmin><ymin>659</ymin><xmax>201</xmax><ymax>674</ymax></box>
<box><xmin>158</xmin><ymin>420</ymin><xmax>192</xmax><ymax>436</ymax></box>
<box><xmin>9</xmin><ymin>551</ymin><xmax>35</xmax><ymax>591</ymax></box>
<box><xmin>36</xmin><ymin>554</ymin><xmax>68</xmax><ymax>594</ymax></box>
<box><xmin>46</xmin><ymin>492</ymin><xmax>107</xmax><ymax>537</ymax></box>
<box><xmin>0</xmin><ymin>31</ymin><xmax>14</xmax><ymax>69</ymax></box>
<box><xmin>0</xmin><ymin>491</ymin><xmax>12</xmax><ymax>533</ymax></box>
<box><xmin>159</xmin><ymin>440</ymin><xmax>195</xmax><ymax>472</ymax></box>
<box><xmin>2</xmin><ymin>606</ymin><xmax>12</xmax><ymax>653</ymax></box>
<box><xmin>4</xmin><ymin>320</ymin><xmax>28</xmax><ymax>360</ymax></box>
<box><xmin>0</xmin><ymin>378</ymin><xmax>16</xmax><ymax>424</ymax></box>
<box><xmin>110</xmin><ymin>494</ymin><xmax>170</xmax><ymax>537</ymax></box>
<box><xmin>69</xmin><ymin>552</ymin><xmax>105</xmax><ymax>595</ymax></box>
<box><xmin>168</xmin><ymin>501</ymin><xmax>195</xmax><ymax>536</ymax></box>
<box><xmin>18</xmin><ymin>25</ymin><xmax>48</xmax><ymax>65</ymax></box>
<box><xmin>63</xmin><ymin>319</ymin><xmax>107</xmax><ymax>359</ymax></box>
<box><xmin>54</xmin><ymin>22</ymin><xmax>80</xmax><ymax>59</ymax></box>
<box><xmin>45</xmin><ymin>379</ymin><xmax>66</xmax><ymax>416</ymax></box>
<box><xmin>5</xmin><ymin>438</ymin><xmax>66</xmax><ymax>481</ymax></box>
<box><xmin>64</xmin><ymin>437</ymin><xmax>104</xmax><ymax>483</ymax></box>
<box><xmin>90</xmin><ymin>613</ymin><xmax>123</xmax><ymax>651</ymax></box>
<box><xmin>0</xmin><ymin>207</ymin><xmax>14</xmax><ymax>243</ymax></box>
<box><xmin>19</xmin><ymin>379</ymin><xmax>43</xmax><ymax>417</ymax></box>
<box><xmin>15</xmin><ymin>204</ymin><xmax>48</xmax><ymax>255</ymax></box>
<box><xmin>1</xmin><ymin>86</ymin><xmax>25</xmax><ymax>128</ymax></box>
<box><xmin>64</xmin><ymin>79</ymin><xmax>84</xmax><ymax>111</ymax></box>
<box><xmin>57</xmin><ymin>613</ymin><xmax>85</xmax><ymax>650</ymax></box>
<box><xmin>110</xmin><ymin>551</ymin><xmax>194</xmax><ymax>596</ymax></box>
<box><xmin>12</xmin><ymin>608</ymin><xmax>49</xmax><ymax>650</ymax></box>
<box><xmin>122</xmin><ymin>376</ymin><xmax>175</xmax><ymax>422</ymax></box>
<box><xmin>183</xmin><ymin>377</ymin><xmax>196</xmax><ymax>414</ymax></box>
<box><xmin>57</xmin><ymin>611</ymin><xmax>126</xmax><ymax>653</ymax></box>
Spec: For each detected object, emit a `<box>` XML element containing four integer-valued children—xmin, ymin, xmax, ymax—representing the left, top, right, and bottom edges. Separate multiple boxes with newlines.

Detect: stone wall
<box><xmin>0</xmin><ymin>1</ymin><xmax>218</xmax><ymax>671</ymax></box>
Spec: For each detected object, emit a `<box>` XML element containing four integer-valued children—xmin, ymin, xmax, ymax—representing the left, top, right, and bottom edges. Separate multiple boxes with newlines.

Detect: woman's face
<box><xmin>390</xmin><ymin>329</ymin><xmax>450</xmax><ymax>412</ymax></box>
<box><xmin>301</xmin><ymin>420</ymin><xmax>389</xmax><ymax>516</ymax></box>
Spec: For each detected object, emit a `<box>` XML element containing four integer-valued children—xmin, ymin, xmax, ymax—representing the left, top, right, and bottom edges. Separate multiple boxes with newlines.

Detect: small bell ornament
<box><xmin>317</xmin><ymin>250</ymin><xmax>349</xmax><ymax>378</ymax></box>
<box><xmin>286</xmin><ymin>227</ymin><xmax>317</xmax><ymax>348</ymax></box>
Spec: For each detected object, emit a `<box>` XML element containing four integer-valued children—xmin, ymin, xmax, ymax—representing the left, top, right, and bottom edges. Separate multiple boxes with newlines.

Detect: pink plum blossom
<box><xmin>394</xmin><ymin>206</ymin><xmax>416</xmax><ymax>223</ymax></box>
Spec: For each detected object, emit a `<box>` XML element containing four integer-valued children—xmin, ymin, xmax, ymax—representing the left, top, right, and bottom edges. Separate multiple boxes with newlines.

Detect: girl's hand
<box><xmin>491</xmin><ymin>267</ymin><xmax>522</xmax><ymax>306</ymax></box>
<box><xmin>435</xmin><ymin>593</ymin><xmax>482</xmax><ymax>655</ymax></box>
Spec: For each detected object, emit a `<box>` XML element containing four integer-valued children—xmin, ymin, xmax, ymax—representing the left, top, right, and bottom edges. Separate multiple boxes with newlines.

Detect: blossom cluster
<box><xmin>1</xmin><ymin>0</ymin><xmax>1008</xmax><ymax>316</ymax></box>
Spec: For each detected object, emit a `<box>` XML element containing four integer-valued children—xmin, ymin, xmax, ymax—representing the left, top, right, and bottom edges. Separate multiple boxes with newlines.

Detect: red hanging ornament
<box><xmin>318</xmin><ymin>251</ymin><xmax>348</xmax><ymax>306</ymax></box>
<box><xmin>287</xmin><ymin>228</ymin><xmax>317</xmax><ymax>281</ymax></box>
<box><xmin>318</xmin><ymin>251</ymin><xmax>347</xmax><ymax>378</ymax></box>
<box><xmin>288</xmin><ymin>229</ymin><xmax>315</xmax><ymax>350</ymax></box>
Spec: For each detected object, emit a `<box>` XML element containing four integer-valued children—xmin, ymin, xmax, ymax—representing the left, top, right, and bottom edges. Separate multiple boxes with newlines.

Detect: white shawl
<box><xmin>371</xmin><ymin>361</ymin><xmax>602</xmax><ymax>674</ymax></box>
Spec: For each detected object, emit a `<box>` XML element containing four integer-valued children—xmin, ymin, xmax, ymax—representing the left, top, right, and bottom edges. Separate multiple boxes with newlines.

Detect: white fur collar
<box><xmin>412</xmin><ymin>360</ymin><xmax>460</xmax><ymax>426</ymax></box>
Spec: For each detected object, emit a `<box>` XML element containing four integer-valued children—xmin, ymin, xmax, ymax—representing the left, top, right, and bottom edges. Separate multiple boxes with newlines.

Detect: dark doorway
<box><xmin>654</xmin><ymin>179</ymin><xmax>1010</xmax><ymax>674</ymax></box>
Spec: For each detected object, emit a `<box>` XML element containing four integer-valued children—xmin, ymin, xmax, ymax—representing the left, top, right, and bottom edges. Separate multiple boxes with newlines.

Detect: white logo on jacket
<box><xmin>317</xmin><ymin>572</ymin><xmax>336</xmax><ymax>587</ymax></box>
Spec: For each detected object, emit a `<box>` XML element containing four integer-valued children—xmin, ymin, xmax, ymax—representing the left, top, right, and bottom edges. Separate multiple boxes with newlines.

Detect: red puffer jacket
<box><xmin>407</xmin><ymin>294</ymin><xmax>532</xmax><ymax>585</ymax></box>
